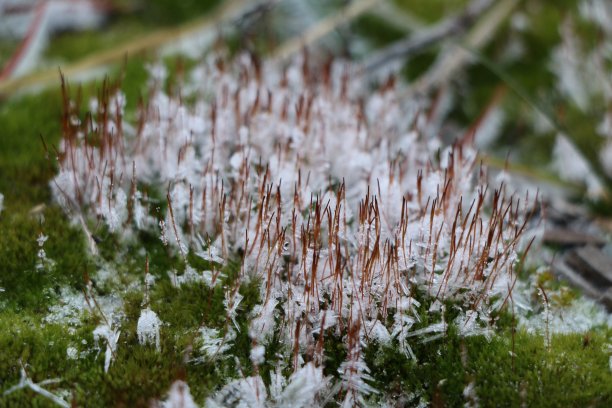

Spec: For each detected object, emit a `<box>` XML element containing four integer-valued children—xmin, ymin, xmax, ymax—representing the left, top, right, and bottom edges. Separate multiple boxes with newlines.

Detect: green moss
<box><xmin>0</xmin><ymin>206</ymin><xmax>91</xmax><ymax>312</ymax></box>
<box><xmin>0</xmin><ymin>257</ymin><xmax>261</xmax><ymax>406</ymax></box>
<box><xmin>364</xmin><ymin>323</ymin><xmax>612</xmax><ymax>407</ymax></box>
<box><xmin>468</xmin><ymin>329</ymin><xmax>612</xmax><ymax>407</ymax></box>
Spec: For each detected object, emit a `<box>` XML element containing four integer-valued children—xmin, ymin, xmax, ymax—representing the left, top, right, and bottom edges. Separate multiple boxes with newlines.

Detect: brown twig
<box><xmin>361</xmin><ymin>0</ymin><xmax>495</xmax><ymax>75</ymax></box>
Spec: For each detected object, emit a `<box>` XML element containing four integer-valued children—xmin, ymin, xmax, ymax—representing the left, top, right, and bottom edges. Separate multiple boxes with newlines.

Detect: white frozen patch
<box><xmin>519</xmin><ymin>295</ymin><xmax>612</xmax><ymax>335</ymax></box>
<box><xmin>272</xmin><ymin>363</ymin><xmax>328</xmax><ymax>407</ymax></box>
<box><xmin>44</xmin><ymin>291</ymin><xmax>88</xmax><ymax>327</ymax></box>
<box><xmin>161</xmin><ymin>380</ymin><xmax>198</xmax><ymax>408</ymax></box>
<box><xmin>250</xmin><ymin>344</ymin><xmax>266</xmax><ymax>365</ymax></box>
<box><xmin>207</xmin><ymin>376</ymin><xmax>267</xmax><ymax>408</ymax></box>
<box><xmin>194</xmin><ymin>326</ymin><xmax>234</xmax><ymax>362</ymax></box>
<box><xmin>93</xmin><ymin>321</ymin><xmax>121</xmax><ymax>373</ymax></box>
<box><xmin>66</xmin><ymin>346</ymin><xmax>78</xmax><ymax>360</ymax></box>
<box><xmin>463</xmin><ymin>381</ymin><xmax>480</xmax><ymax>407</ymax></box>
<box><xmin>512</xmin><ymin>277</ymin><xmax>612</xmax><ymax>335</ymax></box>
<box><xmin>137</xmin><ymin>308</ymin><xmax>162</xmax><ymax>351</ymax></box>
<box><xmin>44</xmin><ymin>288</ymin><xmax>122</xmax><ymax>328</ymax></box>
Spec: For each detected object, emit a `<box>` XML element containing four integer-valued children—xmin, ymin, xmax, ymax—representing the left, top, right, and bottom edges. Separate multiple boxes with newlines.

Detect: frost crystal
<box><xmin>36</xmin><ymin>232</ymin><xmax>51</xmax><ymax>271</ymax></box>
<box><xmin>250</xmin><ymin>344</ymin><xmax>266</xmax><ymax>365</ymax></box>
<box><xmin>194</xmin><ymin>326</ymin><xmax>234</xmax><ymax>362</ymax></box>
<box><xmin>161</xmin><ymin>380</ymin><xmax>198</xmax><ymax>408</ymax></box>
<box><xmin>3</xmin><ymin>363</ymin><xmax>69</xmax><ymax>408</ymax></box>
<box><xmin>66</xmin><ymin>346</ymin><xmax>78</xmax><ymax>360</ymax></box>
<box><xmin>272</xmin><ymin>363</ymin><xmax>328</xmax><ymax>407</ymax></box>
<box><xmin>137</xmin><ymin>308</ymin><xmax>162</xmax><ymax>351</ymax></box>
<box><xmin>93</xmin><ymin>322</ymin><xmax>120</xmax><ymax>373</ymax></box>
<box><xmin>207</xmin><ymin>376</ymin><xmax>267</xmax><ymax>408</ymax></box>
<box><xmin>463</xmin><ymin>381</ymin><xmax>480</xmax><ymax>408</ymax></box>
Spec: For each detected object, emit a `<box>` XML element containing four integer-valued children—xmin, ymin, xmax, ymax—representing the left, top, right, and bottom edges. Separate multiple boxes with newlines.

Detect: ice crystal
<box><xmin>93</xmin><ymin>321</ymin><xmax>120</xmax><ymax>373</ymax></box>
<box><xmin>137</xmin><ymin>308</ymin><xmax>162</xmax><ymax>351</ymax></box>
<box><xmin>207</xmin><ymin>363</ymin><xmax>328</xmax><ymax>408</ymax></box>
<box><xmin>194</xmin><ymin>326</ymin><xmax>234</xmax><ymax>362</ymax></box>
<box><xmin>250</xmin><ymin>344</ymin><xmax>266</xmax><ymax>365</ymax></box>
<box><xmin>160</xmin><ymin>380</ymin><xmax>198</xmax><ymax>408</ymax></box>
<box><xmin>66</xmin><ymin>346</ymin><xmax>78</xmax><ymax>360</ymax></box>
<box><xmin>36</xmin><ymin>232</ymin><xmax>51</xmax><ymax>271</ymax></box>
<box><xmin>206</xmin><ymin>376</ymin><xmax>267</xmax><ymax>408</ymax></box>
<box><xmin>463</xmin><ymin>381</ymin><xmax>480</xmax><ymax>408</ymax></box>
<box><xmin>272</xmin><ymin>363</ymin><xmax>328</xmax><ymax>407</ymax></box>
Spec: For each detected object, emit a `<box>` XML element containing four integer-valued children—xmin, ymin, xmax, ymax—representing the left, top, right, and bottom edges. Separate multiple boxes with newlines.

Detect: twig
<box><xmin>369</xmin><ymin>1</ymin><xmax>425</xmax><ymax>32</ymax></box>
<box><xmin>410</xmin><ymin>0</ymin><xmax>520</xmax><ymax>95</ymax></box>
<box><xmin>271</xmin><ymin>0</ymin><xmax>382</xmax><ymax>61</ymax></box>
<box><xmin>3</xmin><ymin>362</ymin><xmax>69</xmax><ymax>408</ymax></box>
<box><xmin>0</xmin><ymin>0</ymin><xmax>264</xmax><ymax>97</ymax></box>
<box><xmin>478</xmin><ymin>153</ymin><xmax>582</xmax><ymax>193</ymax></box>
<box><xmin>361</xmin><ymin>0</ymin><xmax>495</xmax><ymax>75</ymax></box>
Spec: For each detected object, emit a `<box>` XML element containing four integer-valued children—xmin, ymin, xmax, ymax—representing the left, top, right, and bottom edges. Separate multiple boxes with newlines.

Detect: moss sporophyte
<box><xmin>45</xmin><ymin>52</ymin><xmax>540</xmax><ymax>405</ymax></box>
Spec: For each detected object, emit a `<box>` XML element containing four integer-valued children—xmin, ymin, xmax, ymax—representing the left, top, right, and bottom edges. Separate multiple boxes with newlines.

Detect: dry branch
<box><xmin>271</xmin><ymin>0</ymin><xmax>382</xmax><ymax>61</ymax></box>
<box><xmin>361</xmin><ymin>0</ymin><xmax>495</xmax><ymax>75</ymax></box>
<box><xmin>411</xmin><ymin>0</ymin><xmax>520</xmax><ymax>94</ymax></box>
<box><xmin>0</xmin><ymin>0</ymin><xmax>267</xmax><ymax>96</ymax></box>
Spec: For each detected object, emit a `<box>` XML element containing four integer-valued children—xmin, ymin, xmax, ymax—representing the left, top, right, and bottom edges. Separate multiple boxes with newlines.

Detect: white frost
<box><xmin>137</xmin><ymin>308</ymin><xmax>162</xmax><ymax>351</ymax></box>
<box><xmin>161</xmin><ymin>380</ymin><xmax>198</xmax><ymax>408</ymax></box>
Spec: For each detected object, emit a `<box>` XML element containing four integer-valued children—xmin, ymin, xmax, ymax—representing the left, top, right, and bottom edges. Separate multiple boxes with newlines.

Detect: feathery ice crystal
<box><xmin>52</xmin><ymin>53</ymin><xmax>534</xmax><ymax>405</ymax></box>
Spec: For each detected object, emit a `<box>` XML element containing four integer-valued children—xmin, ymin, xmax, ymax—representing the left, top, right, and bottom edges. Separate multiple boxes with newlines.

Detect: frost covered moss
<box><xmin>2</xmin><ymin>3</ymin><xmax>612</xmax><ymax>404</ymax></box>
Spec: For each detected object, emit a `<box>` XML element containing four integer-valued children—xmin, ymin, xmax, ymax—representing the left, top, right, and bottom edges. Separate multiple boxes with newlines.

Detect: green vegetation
<box><xmin>1</xmin><ymin>0</ymin><xmax>611</xmax><ymax>406</ymax></box>
<box><xmin>365</xmin><ymin>326</ymin><xmax>612</xmax><ymax>407</ymax></box>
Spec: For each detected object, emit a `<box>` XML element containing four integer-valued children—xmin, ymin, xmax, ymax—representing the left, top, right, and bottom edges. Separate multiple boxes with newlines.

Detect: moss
<box><xmin>0</xmin><ymin>258</ymin><xmax>261</xmax><ymax>407</ymax></box>
<box><xmin>363</xmin><ymin>323</ymin><xmax>612</xmax><ymax>407</ymax></box>
<box><xmin>468</xmin><ymin>328</ymin><xmax>612</xmax><ymax>407</ymax></box>
<box><xmin>0</xmin><ymin>206</ymin><xmax>91</xmax><ymax>312</ymax></box>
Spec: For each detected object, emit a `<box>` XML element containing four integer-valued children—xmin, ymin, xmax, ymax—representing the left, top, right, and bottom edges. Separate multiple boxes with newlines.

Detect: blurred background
<box><xmin>1</xmin><ymin>0</ymin><xmax>611</xmax><ymax>189</ymax></box>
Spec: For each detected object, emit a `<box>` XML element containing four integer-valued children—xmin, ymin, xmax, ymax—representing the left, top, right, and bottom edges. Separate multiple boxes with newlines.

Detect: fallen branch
<box><xmin>3</xmin><ymin>362</ymin><xmax>69</xmax><ymax>408</ymax></box>
<box><xmin>361</xmin><ymin>0</ymin><xmax>495</xmax><ymax>75</ymax></box>
<box><xmin>271</xmin><ymin>0</ymin><xmax>382</xmax><ymax>61</ymax></box>
<box><xmin>411</xmin><ymin>0</ymin><xmax>520</xmax><ymax>95</ymax></box>
<box><xmin>0</xmin><ymin>0</ymin><xmax>268</xmax><ymax>97</ymax></box>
